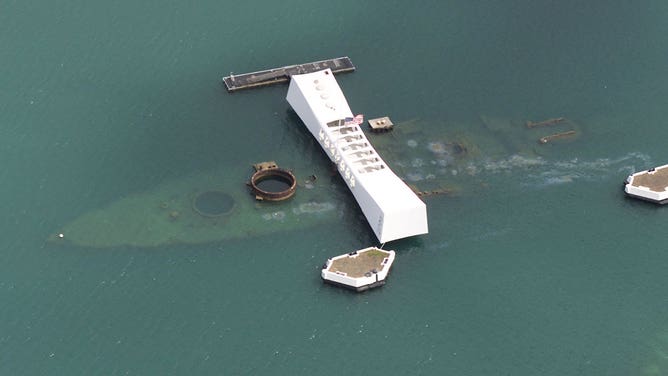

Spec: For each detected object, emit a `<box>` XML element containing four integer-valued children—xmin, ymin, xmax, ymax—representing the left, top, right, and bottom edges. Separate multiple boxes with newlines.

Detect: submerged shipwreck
<box><xmin>49</xmin><ymin>57</ymin><xmax>587</xmax><ymax>251</ymax></box>
<box><xmin>48</xmin><ymin>164</ymin><xmax>339</xmax><ymax>248</ymax></box>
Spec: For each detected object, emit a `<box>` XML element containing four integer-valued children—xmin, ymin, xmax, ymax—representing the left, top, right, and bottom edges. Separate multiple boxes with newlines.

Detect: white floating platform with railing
<box><xmin>321</xmin><ymin>247</ymin><xmax>396</xmax><ymax>292</ymax></box>
<box><xmin>625</xmin><ymin>164</ymin><xmax>668</xmax><ymax>204</ymax></box>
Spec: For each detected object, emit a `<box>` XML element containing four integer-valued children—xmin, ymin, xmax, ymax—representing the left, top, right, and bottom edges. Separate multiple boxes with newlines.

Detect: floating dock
<box><xmin>625</xmin><ymin>164</ymin><xmax>668</xmax><ymax>204</ymax></box>
<box><xmin>286</xmin><ymin>68</ymin><xmax>428</xmax><ymax>243</ymax></box>
<box><xmin>223</xmin><ymin>57</ymin><xmax>355</xmax><ymax>92</ymax></box>
<box><xmin>321</xmin><ymin>247</ymin><xmax>396</xmax><ymax>292</ymax></box>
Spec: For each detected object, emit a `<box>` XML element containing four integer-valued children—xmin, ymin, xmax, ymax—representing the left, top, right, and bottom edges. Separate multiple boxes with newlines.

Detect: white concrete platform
<box><xmin>286</xmin><ymin>69</ymin><xmax>428</xmax><ymax>242</ymax></box>
<box><xmin>321</xmin><ymin>247</ymin><xmax>395</xmax><ymax>292</ymax></box>
<box><xmin>625</xmin><ymin>164</ymin><xmax>668</xmax><ymax>204</ymax></box>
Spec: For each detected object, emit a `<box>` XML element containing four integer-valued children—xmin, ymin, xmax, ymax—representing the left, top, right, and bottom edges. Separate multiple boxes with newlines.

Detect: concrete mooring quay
<box><xmin>222</xmin><ymin>56</ymin><xmax>355</xmax><ymax>92</ymax></box>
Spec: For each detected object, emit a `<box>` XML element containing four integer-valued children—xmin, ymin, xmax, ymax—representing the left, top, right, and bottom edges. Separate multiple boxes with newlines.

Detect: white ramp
<box><xmin>286</xmin><ymin>69</ymin><xmax>428</xmax><ymax>242</ymax></box>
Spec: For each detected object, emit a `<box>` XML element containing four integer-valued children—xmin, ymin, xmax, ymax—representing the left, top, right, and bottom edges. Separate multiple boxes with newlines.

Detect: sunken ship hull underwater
<box><xmin>49</xmin><ymin>59</ymin><xmax>593</xmax><ymax>249</ymax></box>
<box><xmin>47</xmin><ymin>117</ymin><xmax>586</xmax><ymax>249</ymax></box>
<box><xmin>47</xmin><ymin>111</ymin><xmax>586</xmax><ymax>249</ymax></box>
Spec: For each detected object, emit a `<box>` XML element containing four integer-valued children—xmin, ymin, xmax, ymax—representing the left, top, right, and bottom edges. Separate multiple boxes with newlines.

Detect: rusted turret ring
<box><xmin>249</xmin><ymin>168</ymin><xmax>297</xmax><ymax>201</ymax></box>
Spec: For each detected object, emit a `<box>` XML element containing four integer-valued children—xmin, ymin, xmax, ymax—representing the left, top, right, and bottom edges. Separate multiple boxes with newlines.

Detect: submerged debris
<box><xmin>539</xmin><ymin>130</ymin><xmax>577</xmax><ymax>144</ymax></box>
<box><xmin>526</xmin><ymin>117</ymin><xmax>567</xmax><ymax>128</ymax></box>
<box><xmin>411</xmin><ymin>186</ymin><xmax>454</xmax><ymax>197</ymax></box>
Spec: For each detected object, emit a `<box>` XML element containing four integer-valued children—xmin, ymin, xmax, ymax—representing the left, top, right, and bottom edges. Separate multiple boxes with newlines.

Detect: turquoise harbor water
<box><xmin>3</xmin><ymin>1</ymin><xmax>668</xmax><ymax>374</ymax></box>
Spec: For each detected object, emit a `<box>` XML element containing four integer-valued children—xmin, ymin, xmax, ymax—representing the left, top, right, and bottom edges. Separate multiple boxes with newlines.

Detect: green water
<box><xmin>3</xmin><ymin>1</ymin><xmax>668</xmax><ymax>374</ymax></box>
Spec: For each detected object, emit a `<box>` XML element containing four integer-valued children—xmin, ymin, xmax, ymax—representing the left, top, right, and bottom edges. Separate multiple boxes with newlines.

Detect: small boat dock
<box><xmin>321</xmin><ymin>247</ymin><xmax>396</xmax><ymax>292</ymax></box>
<box><xmin>625</xmin><ymin>164</ymin><xmax>668</xmax><ymax>204</ymax></box>
<box><xmin>223</xmin><ymin>56</ymin><xmax>355</xmax><ymax>92</ymax></box>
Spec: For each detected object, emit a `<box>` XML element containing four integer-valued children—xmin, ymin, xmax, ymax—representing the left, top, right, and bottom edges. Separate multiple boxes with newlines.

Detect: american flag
<box><xmin>345</xmin><ymin>114</ymin><xmax>364</xmax><ymax>125</ymax></box>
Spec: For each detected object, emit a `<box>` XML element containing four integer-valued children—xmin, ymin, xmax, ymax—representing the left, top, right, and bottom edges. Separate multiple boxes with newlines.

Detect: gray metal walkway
<box><xmin>222</xmin><ymin>56</ymin><xmax>355</xmax><ymax>92</ymax></box>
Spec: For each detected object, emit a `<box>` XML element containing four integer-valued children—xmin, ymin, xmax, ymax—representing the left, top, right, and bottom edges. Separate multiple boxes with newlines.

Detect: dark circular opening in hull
<box><xmin>193</xmin><ymin>191</ymin><xmax>235</xmax><ymax>217</ymax></box>
<box><xmin>255</xmin><ymin>176</ymin><xmax>293</xmax><ymax>192</ymax></box>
